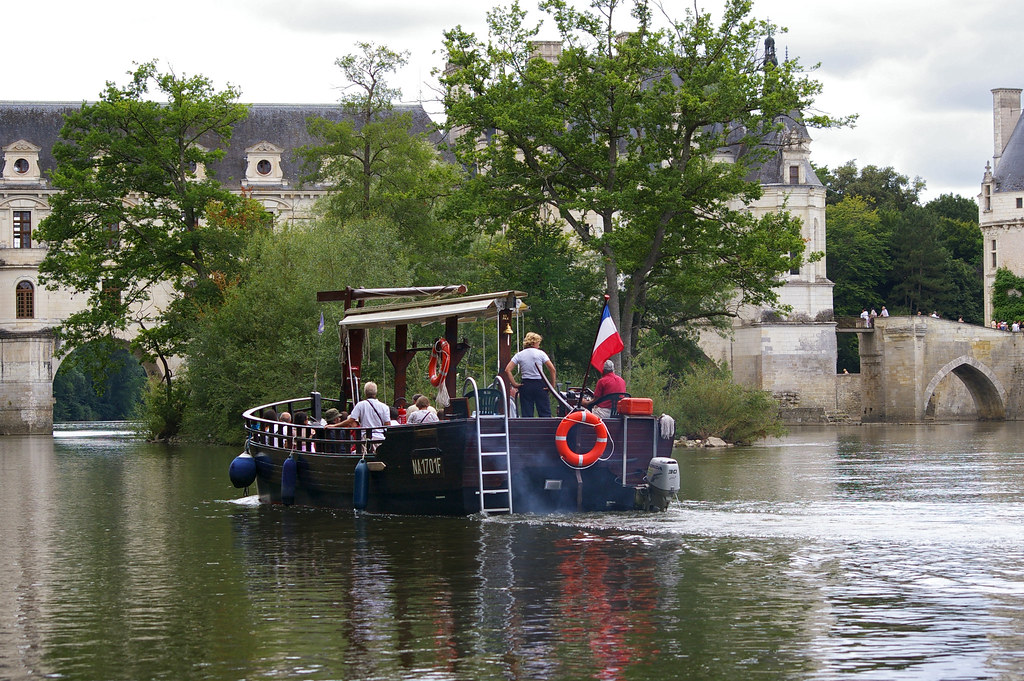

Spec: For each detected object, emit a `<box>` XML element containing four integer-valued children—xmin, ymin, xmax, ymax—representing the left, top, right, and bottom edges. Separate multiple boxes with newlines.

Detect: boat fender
<box><xmin>555</xmin><ymin>410</ymin><xmax>609</xmax><ymax>468</ymax></box>
<box><xmin>229</xmin><ymin>452</ymin><xmax>257</xmax><ymax>489</ymax></box>
<box><xmin>428</xmin><ymin>338</ymin><xmax>451</xmax><ymax>387</ymax></box>
<box><xmin>281</xmin><ymin>455</ymin><xmax>297</xmax><ymax>506</ymax></box>
<box><xmin>354</xmin><ymin>458</ymin><xmax>369</xmax><ymax>510</ymax></box>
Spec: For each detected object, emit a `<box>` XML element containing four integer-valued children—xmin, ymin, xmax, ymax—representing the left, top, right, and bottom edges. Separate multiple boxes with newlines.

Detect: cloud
<box><xmin>252</xmin><ymin>0</ymin><xmax>481</xmax><ymax>36</ymax></box>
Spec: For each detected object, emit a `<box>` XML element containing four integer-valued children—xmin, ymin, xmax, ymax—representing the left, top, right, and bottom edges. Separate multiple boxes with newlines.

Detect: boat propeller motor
<box><xmin>642</xmin><ymin>457</ymin><xmax>680</xmax><ymax>512</ymax></box>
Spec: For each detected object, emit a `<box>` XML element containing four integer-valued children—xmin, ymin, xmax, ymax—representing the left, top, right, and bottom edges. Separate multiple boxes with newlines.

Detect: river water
<box><xmin>2</xmin><ymin>422</ymin><xmax>1024</xmax><ymax>680</ymax></box>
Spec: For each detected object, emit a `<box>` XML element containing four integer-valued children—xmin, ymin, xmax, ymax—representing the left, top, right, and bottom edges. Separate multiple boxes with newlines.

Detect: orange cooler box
<box><xmin>617</xmin><ymin>397</ymin><xmax>653</xmax><ymax>416</ymax></box>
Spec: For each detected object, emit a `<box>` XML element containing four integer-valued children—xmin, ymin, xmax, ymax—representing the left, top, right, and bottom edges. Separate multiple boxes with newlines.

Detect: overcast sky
<box><xmin>7</xmin><ymin>0</ymin><xmax>1022</xmax><ymax>202</ymax></box>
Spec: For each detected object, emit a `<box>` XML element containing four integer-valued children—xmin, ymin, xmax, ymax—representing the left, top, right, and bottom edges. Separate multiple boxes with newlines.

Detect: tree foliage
<box><xmin>816</xmin><ymin>160</ymin><xmax>924</xmax><ymax>211</ymax></box>
<box><xmin>36</xmin><ymin>61</ymin><xmax>256</xmax><ymax>399</ymax></box>
<box><xmin>439</xmin><ymin>0</ymin><xmax>842</xmax><ymax>367</ymax></box>
<box><xmin>822</xmin><ymin>163</ymin><xmax>982</xmax><ymax>326</ymax></box>
<box><xmin>53</xmin><ymin>341</ymin><xmax>147</xmax><ymax>422</ymax></box>
<box><xmin>297</xmin><ymin>43</ymin><xmax>467</xmax><ymax>282</ymax></box>
<box><xmin>182</xmin><ymin>217</ymin><xmax>413</xmax><ymax>444</ymax></box>
<box><xmin>992</xmin><ymin>268</ymin><xmax>1024</xmax><ymax>324</ymax></box>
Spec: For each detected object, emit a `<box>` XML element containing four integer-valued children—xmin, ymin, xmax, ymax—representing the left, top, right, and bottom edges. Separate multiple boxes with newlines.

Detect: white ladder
<box><xmin>466</xmin><ymin>377</ymin><xmax>513</xmax><ymax>514</ymax></box>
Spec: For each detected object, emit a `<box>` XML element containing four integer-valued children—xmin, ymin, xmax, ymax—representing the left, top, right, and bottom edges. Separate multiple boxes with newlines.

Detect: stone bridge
<box><xmin>858</xmin><ymin>316</ymin><xmax>1024</xmax><ymax>422</ymax></box>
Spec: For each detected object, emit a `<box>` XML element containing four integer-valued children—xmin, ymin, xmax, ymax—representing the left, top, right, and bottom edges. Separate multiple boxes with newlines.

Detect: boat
<box><xmin>230</xmin><ymin>286</ymin><xmax>679</xmax><ymax>515</ymax></box>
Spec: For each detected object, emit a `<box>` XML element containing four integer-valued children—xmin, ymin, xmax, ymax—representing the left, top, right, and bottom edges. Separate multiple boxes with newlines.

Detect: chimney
<box><xmin>992</xmin><ymin>88</ymin><xmax>1022</xmax><ymax>167</ymax></box>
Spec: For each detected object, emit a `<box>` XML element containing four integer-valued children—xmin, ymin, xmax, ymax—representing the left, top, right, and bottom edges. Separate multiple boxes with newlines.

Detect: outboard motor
<box><xmin>644</xmin><ymin>457</ymin><xmax>680</xmax><ymax>511</ymax></box>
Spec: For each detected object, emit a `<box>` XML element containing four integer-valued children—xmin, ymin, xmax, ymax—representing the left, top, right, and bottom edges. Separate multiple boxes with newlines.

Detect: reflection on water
<box><xmin>2</xmin><ymin>423</ymin><xmax>1024</xmax><ymax>679</ymax></box>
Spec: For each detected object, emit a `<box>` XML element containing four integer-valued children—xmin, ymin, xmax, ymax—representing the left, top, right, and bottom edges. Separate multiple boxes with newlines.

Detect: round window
<box><xmin>13</xmin><ymin>158</ymin><xmax>29</xmax><ymax>174</ymax></box>
<box><xmin>256</xmin><ymin>160</ymin><xmax>272</xmax><ymax>176</ymax></box>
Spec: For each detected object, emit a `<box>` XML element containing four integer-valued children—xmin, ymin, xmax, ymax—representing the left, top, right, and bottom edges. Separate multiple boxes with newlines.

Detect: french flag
<box><xmin>591</xmin><ymin>303</ymin><xmax>624</xmax><ymax>370</ymax></box>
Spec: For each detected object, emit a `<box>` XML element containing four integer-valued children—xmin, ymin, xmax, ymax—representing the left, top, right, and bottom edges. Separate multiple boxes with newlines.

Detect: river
<box><xmin>2</xmin><ymin>422</ymin><xmax>1024</xmax><ymax>680</ymax></box>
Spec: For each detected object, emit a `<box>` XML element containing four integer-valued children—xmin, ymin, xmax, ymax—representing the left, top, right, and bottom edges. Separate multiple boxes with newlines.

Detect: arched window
<box><xmin>16</xmin><ymin>280</ymin><xmax>33</xmax><ymax>319</ymax></box>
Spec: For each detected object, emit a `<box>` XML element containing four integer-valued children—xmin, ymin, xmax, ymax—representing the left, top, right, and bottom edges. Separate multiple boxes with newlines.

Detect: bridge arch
<box><xmin>922</xmin><ymin>355</ymin><xmax>1006</xmax><ymax>421</ymax></box>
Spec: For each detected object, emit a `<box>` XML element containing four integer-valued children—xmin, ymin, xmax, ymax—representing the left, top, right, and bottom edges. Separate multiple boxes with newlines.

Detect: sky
<box><xmin>7</xmin><ymin>0</ymin><xmax>1024</xmax><ymax>202</ymax></box>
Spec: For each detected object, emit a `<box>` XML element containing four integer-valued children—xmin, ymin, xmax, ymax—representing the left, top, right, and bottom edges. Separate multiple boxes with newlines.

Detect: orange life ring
<box><xmin>555</xmin><ymin>410</ymin><xmax>609</xmax><ymax>468</ymax></box>
<box><xmin>428</xmin><ymin>338</ymin><xmax>451</xmax><ymax>387</ymax></box>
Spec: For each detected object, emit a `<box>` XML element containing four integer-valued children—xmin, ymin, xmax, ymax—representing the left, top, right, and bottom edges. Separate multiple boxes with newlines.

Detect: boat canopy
<box><xmin>338</xmin><ymin>291</ymin><xmax>528</xmax><ymax>330</ymax></box>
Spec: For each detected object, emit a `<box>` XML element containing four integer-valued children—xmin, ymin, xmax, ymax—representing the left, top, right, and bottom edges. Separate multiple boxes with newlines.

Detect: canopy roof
<box><xmin>337</xmin><ymin>291</ymin><xmax>528</xmax><ymax>330</ymax></box>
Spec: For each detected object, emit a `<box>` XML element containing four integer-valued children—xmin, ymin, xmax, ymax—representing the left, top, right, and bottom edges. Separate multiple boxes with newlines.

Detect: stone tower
<box><xmin>981</xmin><ymin>88</ymin><xmax>1024</xmax><ymax>326</ymax></box>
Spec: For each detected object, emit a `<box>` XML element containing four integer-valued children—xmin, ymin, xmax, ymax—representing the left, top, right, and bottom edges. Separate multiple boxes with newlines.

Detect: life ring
<box><xmin>428</xmin><ymin>338</ymin><xmax>451</xmax><ymax>387</ymax></box>
<box><xmin>555</xmin><ymin>410</ymin><xmax>609</xmax><ymax>468</ymax></box>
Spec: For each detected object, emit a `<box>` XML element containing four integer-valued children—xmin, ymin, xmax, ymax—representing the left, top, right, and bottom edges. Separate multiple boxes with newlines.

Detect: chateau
<box><xmin>0</xmin><ymin>102</ymin><xmax>437</xmax><ymax>433</ymax></box>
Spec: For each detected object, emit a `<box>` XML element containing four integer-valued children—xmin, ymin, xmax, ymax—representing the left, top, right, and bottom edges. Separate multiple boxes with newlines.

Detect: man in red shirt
<box><xmin>583</xmin><ymin>360</ymin><xmax>626</xmax><ymax>418</ymax></box>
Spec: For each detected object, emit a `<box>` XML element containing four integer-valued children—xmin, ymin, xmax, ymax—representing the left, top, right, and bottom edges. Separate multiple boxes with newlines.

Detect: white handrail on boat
<box><xmin>465</xmin><ymin>377</ymin><xmax>513</xmax><ymax>514</ymax></box>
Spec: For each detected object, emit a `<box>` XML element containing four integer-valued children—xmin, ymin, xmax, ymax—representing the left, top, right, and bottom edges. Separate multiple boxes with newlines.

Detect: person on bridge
<box><xmin>582</xmin><ymin>360</ymin><xmax>627</xmax><ymax>418</ymax></box>
<box><xmin>880</xmin><ymin>306</ymin><xmax>889</xmax><ymax>317</ymax></box>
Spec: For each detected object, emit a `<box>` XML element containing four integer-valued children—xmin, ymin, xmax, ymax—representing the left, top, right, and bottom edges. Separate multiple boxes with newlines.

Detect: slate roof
<box><xmin>715</xmin><ymin>112</ymin><xmax>822</xmax><ymax>187</ymax></box>
<box><xmin>0</xmin><ymin>101</ymin><xmax>442</xmax><ymax>185</ymax></box>
<box><xmin>994</xmin><ymin>116</ymin><xmax>1024</xmax><ymax>193</ymax></box>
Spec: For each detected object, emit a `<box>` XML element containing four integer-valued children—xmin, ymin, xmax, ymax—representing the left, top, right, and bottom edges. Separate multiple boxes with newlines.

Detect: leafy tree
<box><xmin>825</xmin><ymin>195</ymin><xmax>890</xmax><ymax>316</ymax></box>
<box><xmin>816</xmin><ymin>160</ymin><xmax>924</xmax><ymax>211</ymax></box>
<box><xmin>36</xmin><ymin>61</ymin><xmax>256</xmax><ymax>421</ymax></box>
<box><xmin>439</xmin><ymin>0</ymin><xmax>842</xmax><ymax>367</ymax></box>
<box><xmin>297</xmin><ymin>43</ymin><xmax>467</xmax><ymax>281</ymax></box>
<box><xmin>182</xmin><ymin>217</ymin><xmax>413</xmax><ymax>444</ymax></box>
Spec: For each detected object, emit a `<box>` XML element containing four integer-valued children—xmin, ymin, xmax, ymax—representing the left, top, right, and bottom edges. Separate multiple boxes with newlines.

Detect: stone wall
<box><xmin>0</xmin><ymin>332</ymin><xmax>54</xmax><ymax>434</ymax></box>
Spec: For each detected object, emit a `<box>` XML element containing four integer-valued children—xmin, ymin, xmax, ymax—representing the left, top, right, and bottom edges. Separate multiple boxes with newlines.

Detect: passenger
<box><xmin>504</xmin><ymin>331</ymin><xmax>558</xmax><ymax>417</ymax></box>
<box><xmin>323</xmin><ymin>407</ymin><xmax>344</xmax><ymax>453</ymax></box>
<box><xmin>260</xmin><ymin>408</ymin><xmax>278</xmax><ymax>446</ymax></box>
<box><xmin>407</xmin><ymin>395</ymin><xmax>440</xmax><ymax>424</ymax></box>
<box><xmin>339</xmin><ymin>382</ymin><xmax>391</xmax><ymax>449</ymax></box>
<box><xmin>293</xmin><ymin>411</ymin><xmax>316</xmax><ymax>452</ymax></box>
<box><xmin>278</xmin><ymin>411</ymin><xmax>292</xmax><ymax>449</ymax></box>
<box><xmin>406</xmin><ymin>393</ymin><xmax>438</xmax><ymax>418</ymax></box>
<box><xmin>582</xmin><ymin>360</ymin><xmax>627</xmax><ymax>418</ymax></box>
<box><xmin>389</xmin><ymin>406</ymin><xmax>401</xmax><ymax>426</ymax></box>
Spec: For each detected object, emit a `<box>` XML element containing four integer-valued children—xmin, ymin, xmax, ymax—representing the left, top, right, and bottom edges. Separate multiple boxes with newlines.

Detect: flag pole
<box><xmin>576</xmin><ymin>294</ymin><xmax>610</xmax><ymax>408</ymax></box>
<box><xmin>313</xmin><ymin>311</ymin><xmax>324</xmax><ymax>392</ymax></box>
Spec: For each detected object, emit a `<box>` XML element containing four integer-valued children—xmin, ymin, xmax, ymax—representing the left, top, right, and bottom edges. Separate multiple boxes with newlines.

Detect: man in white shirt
<box><xmin>339</xmin><ymin>382</ymin><xmax>391</xmax><ymax>444</ymax></box>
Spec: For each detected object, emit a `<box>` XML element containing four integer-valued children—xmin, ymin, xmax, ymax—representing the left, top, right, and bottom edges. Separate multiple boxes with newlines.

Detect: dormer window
<box><xmin>789</xmin><ymin>165</ymin><xmax>800</xmax><ymax>185</ymax></box>
<box><xmin>3</xmin><ymin>140</ymin><xmax>43</xmax><ymax>182</ymax></box>
<box><xmin>244</xmin><ymin>141</ymin><xmax>285</xmax><ymax>185</ymax></box>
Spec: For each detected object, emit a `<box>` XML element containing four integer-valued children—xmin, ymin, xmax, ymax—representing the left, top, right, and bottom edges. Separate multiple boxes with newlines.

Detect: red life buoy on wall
<box><xmin>428</xmin><ymin>338</ymin><xmax>451</xmax><ymax>387</ymax></box>
<box><xmin>555</xmin><ymin>410</ymin><xmax>609</xmax><ymax>468</ymax></box>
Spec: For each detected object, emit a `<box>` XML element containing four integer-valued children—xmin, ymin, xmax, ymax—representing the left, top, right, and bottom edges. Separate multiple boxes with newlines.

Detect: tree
<box><xmin>816</xmin><ymin>160</ymin><xmax>924</xmax><ymax>211</ymax></box>
<box><xmin>887</xmin><ymin>205</ymin><xmax>956</xmax><ymax>314</ymax></box>
<box><xmin>297</xmin><ymin>43</ymin><xmax>466</xmax><ymax>281</ymax></box>
<box><xmin>182</xmin><ymin>217</ymin><xmax>414</xmax><ymax>444</ymax></box>
<box><xmin>826</xmin><ymin>195</ymin><xmax>890</xmax><ymax>315</ymax></box>
<box><xmin>440</xmin><ymin>0</ymin><xmax>842</xmax><ymax>366</ymax></box>
<box><xmin>36</xmin><ymin>61</ymin><xmax>256</xmax><ymax>409</ymax></box>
